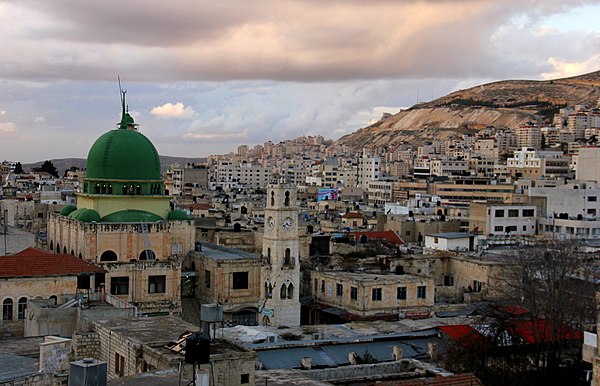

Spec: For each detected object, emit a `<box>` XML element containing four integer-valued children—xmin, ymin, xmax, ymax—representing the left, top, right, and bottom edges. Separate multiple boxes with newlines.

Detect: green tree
<box><xmin>13</xmin><ymin>162</ymin><xmax>23</xmax><ymax>174</ymax></box>
<box><xmin>34</xmin><ymin>160</ymin><xmax>58</xmax><ymax>178</ymax></box>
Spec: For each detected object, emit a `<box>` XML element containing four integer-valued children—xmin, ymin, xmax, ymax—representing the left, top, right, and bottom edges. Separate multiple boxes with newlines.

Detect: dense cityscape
<box><xmin>1</xmin><ymin>2</ymin><xmax>600</xmax><ymax>386</ymax></box>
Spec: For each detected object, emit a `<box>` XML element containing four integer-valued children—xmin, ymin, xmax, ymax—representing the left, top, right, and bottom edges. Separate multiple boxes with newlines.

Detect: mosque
<box><xmin>46</xmin><ymin>90</ymin><xmax>195</xmax><ymax>315</ymax></box>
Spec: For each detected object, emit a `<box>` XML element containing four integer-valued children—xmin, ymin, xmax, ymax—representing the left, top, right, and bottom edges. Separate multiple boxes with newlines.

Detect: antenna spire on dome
<box><xmin>117</xmin><ymin>76</ymin><xmax>137</xmax><ymax>130</ymax></box>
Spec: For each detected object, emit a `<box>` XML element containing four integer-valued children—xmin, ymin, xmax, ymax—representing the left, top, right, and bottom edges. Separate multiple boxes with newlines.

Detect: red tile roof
<box><xmin>342</xmin><ymin>212</ymin><xmax>363</xmax><ymax>219</ymax></box>
<box><xmin>0</xmin><ymin>247</ymin><xmax>105</xmax><ymax>278</ymax></box>
<box><xmin>439</xmin><ymin>324</ymin><xmax>484</xmax><ymax>345</ymax></box>
<box><xmin>509</xmin><ymin>319</ymin><xmax>582</xmax><ymax>344</ymax></box>
<box><xmin>354</xmin><ymin>230</ymin><xmax>405</xmax><ymax>245</ymax></box>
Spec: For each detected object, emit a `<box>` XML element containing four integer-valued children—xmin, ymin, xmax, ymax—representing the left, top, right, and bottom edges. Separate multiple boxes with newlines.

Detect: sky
<box><xmin>0</xmin><ymin>0</ymin><xmax>599</xmax><ymax>163</ymax></box>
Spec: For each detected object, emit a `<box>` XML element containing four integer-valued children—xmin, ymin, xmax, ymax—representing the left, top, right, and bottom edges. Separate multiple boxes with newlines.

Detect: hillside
<box><xmin>23</xmin><ymin>155</ymin><xmax>207</xmax><ymax>176</ymax></box>
<box><xmin>336</xmin><ymin>70</ymin><xmax>600</xmax><ymax>150</ymax></box>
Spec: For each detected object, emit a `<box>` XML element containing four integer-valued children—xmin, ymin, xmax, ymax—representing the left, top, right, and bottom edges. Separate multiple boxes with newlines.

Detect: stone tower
<box><xmin>260</xmin><ymin>184</ymin><xmax>301</xmax><ymax>327</ymax></box>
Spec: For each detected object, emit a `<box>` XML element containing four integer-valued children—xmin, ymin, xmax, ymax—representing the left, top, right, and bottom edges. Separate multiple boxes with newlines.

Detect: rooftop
<box><xmin>200</xmin><ymin>242</ymin><xmax>260</xmax><ymax>261</ymax></box>
<box><xmin>426</xmin><ymin>232</ymin><xmax>476</xmax><ymax>239</ymax></box>
<box><xmin>0</xmin><ymin>247</ymin><xmax>105</xmax><ymax>278</ymax></box>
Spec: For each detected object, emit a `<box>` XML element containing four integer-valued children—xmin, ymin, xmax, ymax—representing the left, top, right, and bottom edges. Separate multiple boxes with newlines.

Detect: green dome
<box><xmin>60</xmin><ymin>205</ymin><xmax>77</xmax><ymax>216</ymax></box>
<box><xmin>167</xmin><ymin>210</ymin><xmax>188</xmax><ymax>221</ymax></box>
<box><xmin>101</xmin><ymin>209</ymin><xmax>164</xmax><ymax>223</ymax></box>
<box><xmin>86</xmin><ymin>129</ymin><xmax>161</xmax><ymax>181</ymax></box>
<box><xmin>68</xmin><ymin>208</ymin><xmax>101</xmax><ymax>222</ymax></box>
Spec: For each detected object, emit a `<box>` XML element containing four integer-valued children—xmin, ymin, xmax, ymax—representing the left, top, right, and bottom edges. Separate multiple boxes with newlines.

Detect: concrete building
<box><xmin>507</xmin><ymin>147</ymin><xmax>569</xmax><ymax>179</ymax></box>
<box><xmin>469</xmin><ymin>203</ymin><xmax>537</xmax><ymax>236</ymax></box>
<box><xmin>424</xmin><ymin>233</ymin><xmax>476</xmax><ymax>252</ymax></box>
<box><xmin>576</xmin><ymin>146</ymin><xmax>600</xmax><ymax>183</ymax></box>
<box><xmin>357</xmin><ymin>149</ymin><xmax>381</xmax><ymax>189</ymax></box>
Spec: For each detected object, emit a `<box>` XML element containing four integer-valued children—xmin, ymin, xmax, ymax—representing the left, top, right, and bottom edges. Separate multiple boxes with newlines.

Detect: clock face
<box><xmin>268</xmin><ymin>217</ymin><xmax>275</xmax><ymax>229</ymax></box>
<box><xmin>282</xmin><ymin>217</ymin><xmax>293</xmax><ymax>230</ymax></box>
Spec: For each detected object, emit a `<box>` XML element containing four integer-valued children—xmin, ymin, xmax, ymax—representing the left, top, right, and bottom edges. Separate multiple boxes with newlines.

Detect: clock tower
<box><xmin>260</xmin><ymin>184</ymin><xmax>301</xmax><ymax>327</ymax></box>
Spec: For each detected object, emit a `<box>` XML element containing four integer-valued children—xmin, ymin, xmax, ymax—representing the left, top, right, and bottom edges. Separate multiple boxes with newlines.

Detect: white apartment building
<box><xmin>516</xmin><ymin>124</ymin><xmax>542</xmax><ymax>149</ymax></box>
<box><xmin>368</xmin><ymin>180</ymin><xmax>394</xmax><ymax>207</ymax></box>
<box><xmin>470</xmin><ymin>203</ymin><xmax>537</xmax><ymax>236</ymax></box>
<box><xmin>576</xmin><ymin>146</ymin><xmax>600</xmax><ymax>183</ymax></box>
<box><xmin>215</xmin><ymin>160</ymin><xmax>271</xmax><ymax>189</ymax></box>
<box><xmin>357</xmin><ymin>149</ymin><xmax>380</xmax><ymax>189</ymax></box>
<box><xmin>507</xmin><ymin>147</ymin><xmax>569</xmax><ymax>179</ymax></box>
<box><xmin>430</xmin><ymin>158</ymin><xmax>469</xmax><ymax>178</ymax></box>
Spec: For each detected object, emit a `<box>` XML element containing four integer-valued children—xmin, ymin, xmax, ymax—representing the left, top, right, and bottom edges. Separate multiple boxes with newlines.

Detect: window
<box><xmin>434</xmin><ymin>237</ymin><xmax>439</xmax><ymax>244</ymax></box>
<box><xmin>522</xmin><ymin>209</ymin><xmax>535</xmax><ymax>217</ymax></box>
<box><xmin>588</xmin><ymin>196</ymin><xmax>597</xmax><ymax>202</ymax></box>
<box><xmin>444</xmin><ymin>275</ymin><xmax>454</xmax><ymax>286</ymax></box>
<box><xmin>505</xmin><ymin>225</ymin><xmax>517</xmax><ymax>233</ymax></box>
<box><xmin>2</xmin><ymin>299</ymin><xmax>13</xmax><ymax>320</ymax></box>
<box><xmin>114</xmin><ymin>352</ymin><xmax>125</xmax><ymax>377</ymax></box>
<box><xmin>148</xmin><ymin>275</ymin><xmax>166</xmax><ymax>294</ymax></box>
<box><xmin>18</xmin><ymin>297</ymin><xmax>27</xmax><ymax>320</ymax></box>
<box><xmin>232</xmin><ymin>272</ymin><xmax>249</xmax><ymax>290</ymax></box>
<box><xmin>336</xmin><ymin>283</ymin><xmax>343</xmax><ymax>297</ymax></box>
<box><xmin>397</xmin><ymin>287</ymin><xmax>407</xmax><ymax>300</ymax></box>
<box><xmin>350</xmin><ymin>287</ymin><xmax>358</xmax><ymax>300</ymax></box>
<box><xmin>110</xmin><ymin>277</ymin><xmax>129</xmax><ymax>295</ymax></box>
<box><xmin>494</xmin><ymin>209</ymin><xmax>504</xmax><ymax>218</ymax></box>
<box><xmin>241</xmin><ymin>374</ymin><xmax>250</xmax><ymax>384</ymax></box>
<box><xmin>508</xmin><ymin>209</ymin><xmax>519</xmax><ymax>217</ymax></box>
<box><xmin>417</xmin><ymin>286</ymin><xmax>427</xmax><ymax>299</ymax></box>
<box><xmin>100</xmin><ymin>250</ymin><xmax>118</xmax><ymax>262</ymax></box>
<box><xmin>372</xmin><ymin>288</ymin><xmax>382</xmax><ymax>301</ymax></box>
<box><xmin>321</xmin><ymin>280</ymin><xmax>325</xmax><ymax>293</ymax></box>
<box><xmin>205</xmin><ymin>270</ymin><xmax>211</xmax><ymax>288</ymax></box>
<box><xmin>473</xmin><ymin>280</ymin><xmax>482</xmax><ymax>293</ymax></box>
<box><xmin>494</xmin><ymin>226</ymin><xmax>503</xmax><ymax>232</ymax></box>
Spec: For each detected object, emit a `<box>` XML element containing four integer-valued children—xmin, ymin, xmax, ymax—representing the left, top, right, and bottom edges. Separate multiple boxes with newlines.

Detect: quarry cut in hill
<box><xmin>336</xmin><ymin>70</ymin><xmax>600</xmax><ymax>150</ymax></box>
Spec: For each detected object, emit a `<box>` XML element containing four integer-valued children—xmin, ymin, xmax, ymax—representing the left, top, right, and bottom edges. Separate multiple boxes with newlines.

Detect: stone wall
<box><xmin>72</xmin><ymin>331</ymin><xmax>100</xmax><ymax>360</ymax></box>
<box><xmin>0</xmin><ymin>319</ymin><xmax>23</xmax><ymax>339</ymax></box>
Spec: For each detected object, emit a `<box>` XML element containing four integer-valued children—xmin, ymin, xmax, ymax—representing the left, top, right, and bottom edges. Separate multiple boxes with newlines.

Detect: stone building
<box><xmin>0</xmin><ymin>247</ymin><xmax>105</xmax><ymax>338</ymax></box>
<box><xmin>192</xmin><ymin>242</ymin><xmax>262</xmax><ymax>325</ymax></box>
<box><xmin>260</xmin><ymin>184</ymin><xmax>301</xmax><ymax>327</ymax></box>
<box><xmin>46</xmin><ymin>91</ymin><xmax>195</xmax><ymax>316</ymax></box>
<box><xmin>310</xmin><ymin>270</ymin><xmax>434</xmax><ymax>321</ymax></box>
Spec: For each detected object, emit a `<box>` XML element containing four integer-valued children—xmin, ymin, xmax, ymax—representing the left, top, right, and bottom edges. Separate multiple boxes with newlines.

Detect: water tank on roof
<box><xmin>201</xmin><ymin>304</ymin><xmax>223</xmax><ymax>323</ymax></box>
<box><xmin>69</xmin><ymin>358</ymin><xmax>107</xmax><ymax>386</ymax></box>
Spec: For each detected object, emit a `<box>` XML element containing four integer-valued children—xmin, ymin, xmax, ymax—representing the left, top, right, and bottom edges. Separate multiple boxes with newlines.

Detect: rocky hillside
<box><xmin>336</xmin><ymin>70</ymin><xmax>600</xmax><ymax>150</ymax></box>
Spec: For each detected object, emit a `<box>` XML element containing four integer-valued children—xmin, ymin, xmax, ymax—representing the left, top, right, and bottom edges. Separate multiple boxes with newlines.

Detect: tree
<box><xmin>34</xmin><ymin>160</ymin><xmax>58</xmax><ymax>178</ymax></box>
<box><xmin>495</xmin><ymin>241</ymin><xmax>596</xmax><ymax>378</ymax></box>
<box><xmin>13</xmin><ymin>162</ymin><xmax>23</xmax><ymax>174</ymax></box>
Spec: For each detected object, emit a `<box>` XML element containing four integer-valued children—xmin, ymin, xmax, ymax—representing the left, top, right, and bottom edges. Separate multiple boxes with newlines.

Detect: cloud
<box><xmin>0</xmin><ymin>122</ymin><xmax>17</xmax><ymax>133</ymax></box>
<box><xmin>34</xmin><ymin>116</ymin><xmax>46</xmax><ymax>123</ymax></box>
<box><xmin>0</xmin><ymin>1</ymin><xmax>597</xmax><ymax>82</ymax></box>
<box><xmin>150</xmin><ymin>102</ymin><xmax>196</xmax><ymax>118</ymax></box>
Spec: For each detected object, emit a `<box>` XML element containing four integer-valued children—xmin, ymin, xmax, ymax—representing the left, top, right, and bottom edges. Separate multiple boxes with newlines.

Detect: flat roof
<box><xmin>315</xmin><ymin>270</ymin><xmax>429</xmax><ymax>284</ymax></box>
<box><xmin>0</xmin><ymin>354</ymin><xmax>37</xmax><ymax>383</ymax></box>
<box><xmin>426</xmin><ymin>232</ymin><xmax>476</xmax><ymax>239</ymax></box>
<box><xmin>200</xmin><ymin>242</ymin><xmax>260</xmax><ymax>261</ymax></box>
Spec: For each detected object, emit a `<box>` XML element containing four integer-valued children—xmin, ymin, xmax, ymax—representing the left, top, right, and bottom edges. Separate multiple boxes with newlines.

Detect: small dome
<box><xmin>167</xmin><ymin>210</ymin><xmax>188</xmax><ymax>221</ymax></box>
<box><xmin>101</xmin><ymin>209</ymin><xmax>164</xmax><ymax>223</ymax></box>
<box><xmin>68</xmin><ymin>208</ymin><xmax>101</xmax><ymax>223</ymax></box>
<box><xmin>60</xmin><ymin>205</ymin><xmax>78</xmax><ymax>216</ymax></box>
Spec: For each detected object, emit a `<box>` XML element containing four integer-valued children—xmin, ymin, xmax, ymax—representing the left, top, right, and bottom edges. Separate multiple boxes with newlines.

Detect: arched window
<box><xmin>56</xmin><ymin>243</ymin><xmax>60</xmax><ymax>254</ymax></box>
<box><xmin>49</xmin><ymin>240</ymin><xmax>54</xmax><ymax>251</ymax></box>
<box><xmin>18</xmin><ymin>297</ymin><xmax>27</xmax><ymax>320</ymax></box>
<box><xmin>78</xmin><ymin>253</ymin><xmax>82</xmax><ymax>259</ymax></box>
<box><xmin>267</xmin><ymin>248</ymin><xmax>271</xmax><ymax>263</ymax></box>
<box><xmin>122</xmin><ymin>185</ymin><xmax>127</xmax><ymax>195</ymax></box>
<box><xmin>270</xmin><ymin>191</ymin><xmax>275</xmax><ymax>207</ymax></box>
<box><xmin>284</xmin><ymin>191</ymin><xmax>290</xmax><ymax>207</ymax></box>
<box><xmin>139</xmin><ymin>249</ymin><xmax>156</xmax><ymax>260</ymax></box>
<box><xmin>287</xmin><ymin>283</ymin><xmax>294</xmax><ymax>299</ymax></box>
<box><xmin>49</xmin><ymin>295</ymin><xmax>57</xmax><ymax>305</ymax></box>
<box><xmin>70</xmin><ymin>249</ymin><xmax>75</xmax><ymax>256</ymax></box>
<box><xmin>63</xmin><ymin>246</ymin><xmax>67</xmax><ymax>254</ymax></box>
<box><xmin>107</xmin><ymin>185</ymin><xmax>113</xmax><ymax>194</ymax></box>
<box><xmin>100</xmin><ymin>250</ymin><xmax>118</xmax><ymax>262</ymax></box>
<box><xmin>280</xmin><ymin>284</ymin><xmax>287</xmax><ymax>299</ymax></box>
<box><xmin>3</xmin><ymin>298</ymin><xmax>13</xmax><ymax>320</ymax></box>
<box><xmin>136</xmin><ymin>185</ymin><xmax>142</xmax><ymax>195</ymax></box>
<box><xmin>284</xmin><ymin>248</ymin><xmax>291</xmax><ymax>265</ymax></box>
